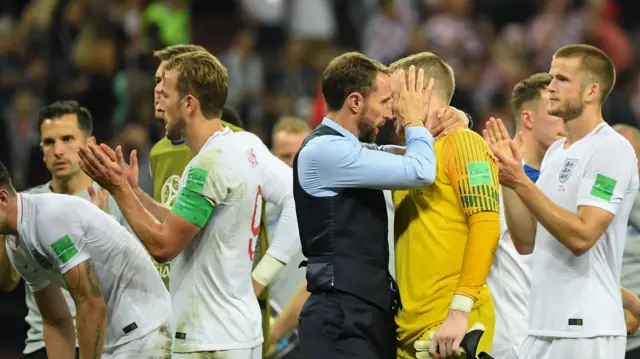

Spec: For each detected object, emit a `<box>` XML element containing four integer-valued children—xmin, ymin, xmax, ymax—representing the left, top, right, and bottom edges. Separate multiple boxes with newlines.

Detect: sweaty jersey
<box><xmin>149</xmin><ymin>122</ymin><xmax>244</xmax><ymax>288</ymax></box>
<box><xmin>20</xmin><ymin>182</ymin><xmax>135</xmax><ymax>354</ymax></box>
<box><xmin>169</xmin><ymin>127</ymin><xmax>263</xmax><ymax>352</ymax></box>
<box><xmin>394</xmin><ymin>128</ymin><xmax>500</xmax><ymax>345</ymax></box>
<box><xmin>530</xmin><ymin>123</ymin><xmax>639</xmax><ymax>338</ymax></box>
<box><xmin>7</xmin><ymin>193</ymin><xmax>171</xmax><ymax>348</ymax></box>
<box><xmin>487</xmin><ymin>165</ymin><xmax>538</xmax><ymax>358</ymax></box>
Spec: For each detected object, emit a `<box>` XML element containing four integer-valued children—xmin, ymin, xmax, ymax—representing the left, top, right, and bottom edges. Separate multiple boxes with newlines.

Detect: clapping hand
<box><xmin>482</xmin><ymin>118</ymin><xmax>527</xmax><ymax>189</ymax></box>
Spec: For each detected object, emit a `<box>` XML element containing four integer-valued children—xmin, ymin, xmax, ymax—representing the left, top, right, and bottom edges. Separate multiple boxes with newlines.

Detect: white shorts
<box><xmin>102</xmin><ymin>322</ymin><xmax>172</xmax><ymax>359</ymax></box>
<box><xmin>519</xmin><ymin>335</ymin><xmax>626</xmax><ymax>359</ymax></box>
<box><xmin>171</xmin><ymin>345</ymin><xmax>261</xmax><ymax>359</ymax></box>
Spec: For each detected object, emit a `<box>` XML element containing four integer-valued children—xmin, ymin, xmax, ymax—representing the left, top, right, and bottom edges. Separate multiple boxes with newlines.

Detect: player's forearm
<box><xmin>514</xmin><ymin>180</ymin><xmax>596</xmax><ymax>256</ymax></box>
<box><xmin>113</xmin><ymin>185</ymin><xmax>173</xmax><ymax>261</ymax></box>
<box><xmin>132</xmin><ymin>186</ymin><xmax>170</xmax><ymax>222</ymax></box>
<box><xmin>456</xmin><ymin>213</ymin><xmax>500</xmax><ymax>302</ymax></box>
<box><xmin>502</xmin><ymin>186</ymin><xmax>537</xmax><ymax>254</ymax></box>
<box><xmin>271</xmin><ymin>281</ymin><xmax>310</xmax><ymax>342</ymax></box>
<box><xmin>43</xmin><ymin>319</ymin><xmax>77</xmax><ymax>359</ymax></box>
<box><xmin>622</xmin><ymin>287</ymin><xmax>640</xmax><ymax>319</ymax></box>
<box><xmin>75</xmin><ymin>301</ymin><xmax>106</xmax><ymax>359</ymax></box>
<box><xmin>0</xmin><ymin>236</ymin><xmax>20</xmax><ymax>291</ymax></box>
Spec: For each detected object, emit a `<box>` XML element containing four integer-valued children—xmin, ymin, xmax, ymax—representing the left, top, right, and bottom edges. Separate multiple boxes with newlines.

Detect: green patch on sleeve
<box><xmin>171</xmin><ymin>187</ymin><xmax>214</xmax><ymax>228</ymax></box>
<box><xmin>51</xmin><ymin>235</ymin><xmax>78</xmax><ymax>264</ymax></box>
<box><xmin>467</xmin><ymin>161</ymin><xmax>492</xmax><ymax>187</ymax></box>
<box><xmin>590</xmin><ymin>174</ymin><xmax>617</xmax><ymax>201</ymax></box>
<box><xmin>185</xmin><ymin>167</ymin><xmax>208</xmax><ymax>193</ymax></box>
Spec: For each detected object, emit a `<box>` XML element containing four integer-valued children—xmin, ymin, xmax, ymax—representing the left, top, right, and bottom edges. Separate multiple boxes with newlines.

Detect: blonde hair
<box><xmin>164</xmin><ymin>51</ymin><xmax>228</xmax><ymax>118</ymax></box>
<box><xmin>389</xmin><ymin>52</ymin><xmax>456</xmax><ymax>103</ymax></box>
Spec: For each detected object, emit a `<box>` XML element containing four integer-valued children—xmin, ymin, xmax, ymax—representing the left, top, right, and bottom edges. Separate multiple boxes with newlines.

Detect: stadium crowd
<box><xmin>1</xmin><ymin>0</ymin><xmax>640</xmax><ymax>359</ymax></box>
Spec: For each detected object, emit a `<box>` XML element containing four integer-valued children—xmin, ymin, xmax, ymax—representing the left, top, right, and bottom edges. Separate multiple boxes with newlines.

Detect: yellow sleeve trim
<box><xmin>252</xmin><ymin>254</ymin><xmax>286</xmax><ymax>286</ymax></box>
<box><xmin>450</xmin><ymin>294</ymin><xmax>474</xmax><ymax>312</ymax></box>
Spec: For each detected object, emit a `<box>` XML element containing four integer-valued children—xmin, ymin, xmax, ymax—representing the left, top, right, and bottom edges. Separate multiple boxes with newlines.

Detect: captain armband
<box><xmin>450</xmin><ymin>294</ymin><xmax>474</xmax><ymax>313</ymax></box>
<box><xmin>252</xmin><ymin>254</ymin><xmax>286</xmax><ymax>286</ymax></box>
<box><xmin>170</xmin><ymin>188</ymin><xmax>214</xmax><ymax>228</ymax></box>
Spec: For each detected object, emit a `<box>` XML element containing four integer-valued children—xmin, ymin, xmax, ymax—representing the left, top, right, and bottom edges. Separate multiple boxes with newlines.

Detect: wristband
<box><xmin>252</xmin><ymin>254</ymin><xmax>286</xmax><ymax>286</ymax></box>
<box><xmin>450</xmin><ymin>294</ymin><xmax>474</xmax><ymax>312</ymax></box>
<box><xmin>403</xmin><ymin>119</ymin><xmax>424</xmax><ymax>129</ymax></box>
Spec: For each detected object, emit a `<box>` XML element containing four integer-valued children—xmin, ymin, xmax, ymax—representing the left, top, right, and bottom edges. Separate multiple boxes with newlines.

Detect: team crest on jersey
<box><xmin>559</xmin><ymin>158</ymin><xmax>579</xmax><ymax>183</ymax></box>
<box><xmin>247</xmin><ymin>148</ymin><xmax>258</xmax><ymax>167</ymax></box>
<box><xmin>161</xmin><ymin>175</ymin><xmax>182</xmax><ymax>206</ymax></box>
<box><xmin>32</xmin><ymin>250</ymin><xmax>53</xmax><ymax>270</ymax></box>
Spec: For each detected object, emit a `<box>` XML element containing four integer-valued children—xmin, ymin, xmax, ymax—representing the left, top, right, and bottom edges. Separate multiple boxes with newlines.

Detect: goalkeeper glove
<box><xmin>414</xmin><ymin>323</ymin><xmax>493</xmax><ymax>359</ymax></box>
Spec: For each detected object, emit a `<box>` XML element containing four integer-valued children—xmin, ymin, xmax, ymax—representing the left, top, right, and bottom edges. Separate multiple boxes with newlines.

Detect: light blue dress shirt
<box><xmin>297</xmin><ymin>118</ymin><xmax>437</xmax><ymax>197</ymax></box>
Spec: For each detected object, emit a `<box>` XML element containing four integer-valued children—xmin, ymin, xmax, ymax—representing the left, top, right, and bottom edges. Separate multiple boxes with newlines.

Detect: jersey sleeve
<box><xmin>36</xmin><ymin>211</ymin><xmax>91</xmax><ymax>275</ymax></box>
<box><xmin>577</xmin><ymin>140</ymin><xmax>638</xmax><ymax>215</ymax></box>
<box><xmin>443</xmin><ymin>130</ymin><xmax>500</xmax><ymax>219</ymax></box>
<box><xmin>443</xmin><ymin>130</ymin><xmax>501</xmax><ymax>302</ymax></box>
<box><xmin>5</xmin><ymin>237</ymin><xmax>51</xmax><ymax>292</ymax></box>
<box><xmin>170</xmin><ymin>149</ymin><xmax>231</xmax><ymax>228</ymax></box>
<box><xmin>250</xmin><ymin>135</ymin><xmax>300</xmax><ymax>263</ymax></box>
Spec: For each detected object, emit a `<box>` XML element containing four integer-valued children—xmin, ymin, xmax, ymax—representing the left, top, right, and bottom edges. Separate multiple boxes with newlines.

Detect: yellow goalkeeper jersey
<box><xmin>394</xmin><ymin>128</ymin><xmax>501</xmax><ymax>346</ymax></box>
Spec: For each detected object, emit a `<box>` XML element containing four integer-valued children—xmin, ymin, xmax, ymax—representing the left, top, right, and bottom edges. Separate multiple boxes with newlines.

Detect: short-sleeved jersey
<box><xmin>20</xmin><ymin>183</ymin><xmax>139</xmax><ymax>354</ymax></box>
<box><xmin>169</xmin><ymin>127</ymin><xmax>263</xmax><ymax>352</ymax></box>
<box><xmin>6</xmin><ymin>193</ymin><xmax>171</xmax><ymax>348</ymax></box>
<box><xmin>150</xmin><ymin>122</ymin><xmax>244</xmax><ymax>288</ymax></box>
<box><xmin>394</xmin><ymin>128</ymin><xmax>500</xmax><ymax>345</ymax></box>
<box><xmin>531</xmin><ymin>123</ymin><xmax>639</xmax><ymax>338</ymax></box>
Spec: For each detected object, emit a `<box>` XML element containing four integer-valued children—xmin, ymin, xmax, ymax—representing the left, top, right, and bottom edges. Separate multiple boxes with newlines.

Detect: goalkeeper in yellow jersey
<box><xmin>390</xmin><ymin>53</ymin><xmax>501</xmax><ymax>359</ymax></box>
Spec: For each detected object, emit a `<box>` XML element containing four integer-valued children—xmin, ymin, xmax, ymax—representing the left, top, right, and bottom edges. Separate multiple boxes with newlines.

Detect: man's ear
<box><xmin>87</xmin><ymin>136</ymin><xmax>96</xmax><ymax>145</ymax></box>
<box><xmin>584</xmin><ymin>83</ymin><xmax>600</xmax><ymax>104</ymax></box>
<box><xmin>346</xmin><ymin>92</ymin><xmax>364</xmax><ymax>114</ymax></box>
<box><xmin>520</xmin><ymin>111</ymin><xmax>534</xmax><ymax>130</ymax></box>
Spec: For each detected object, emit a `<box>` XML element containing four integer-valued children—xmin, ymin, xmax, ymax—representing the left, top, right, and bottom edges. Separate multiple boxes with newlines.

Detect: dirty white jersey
<box><xmin>169</xmin><ymin>127</ymin><xmax>263</xmax><ymax>352</ymax></box>
<box><xmin>6</xmin><ymin>193</ymin><xmax>171</xmax><ymax>348</ymax></box>
<box><xmin>530</xmin><ymin>123</ymin><xmax>639</xmax><ymax>338</ymax></box>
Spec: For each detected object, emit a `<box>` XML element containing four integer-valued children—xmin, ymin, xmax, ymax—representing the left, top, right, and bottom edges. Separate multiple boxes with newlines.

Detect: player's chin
<box><xmin>155</xmin><ymin>110</ymin><xmax>165</xmax><ymax>120</ymax></box>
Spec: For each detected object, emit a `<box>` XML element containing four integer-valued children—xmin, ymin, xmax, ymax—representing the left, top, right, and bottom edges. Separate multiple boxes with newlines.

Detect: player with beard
<box><xmin>148</xmin><ymin>44</ymin><xmax>299</xmax><ymax>357</ymax></box>
<box><xmin>485</xmin><ymin>44</ymin><xmax>638</xmax><ymax>359</ymax></box>
<box><xmin>80</xmin><ymin>51</ymin><xmax>292</xmax><ymax>359</ymax></box>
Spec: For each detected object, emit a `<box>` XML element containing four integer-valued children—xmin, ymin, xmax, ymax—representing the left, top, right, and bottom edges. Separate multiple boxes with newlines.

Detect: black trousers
<box><xmin>627</xmin><ymin>346</ymin><xmax>640</xmax><ymax>359</ymax></box>
<box><xmin>24</xmin><ymin>348</ymin><xmax>80</xmax><ymax>359</ymax></box>
<box><xmin>298</xmin><ymin>291</ymin><xmax>396</xmax><ymax>359</ymax></box>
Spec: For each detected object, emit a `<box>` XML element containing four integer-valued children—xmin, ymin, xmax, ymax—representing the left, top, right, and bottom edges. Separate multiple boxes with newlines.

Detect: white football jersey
<box><xmin>6</xmin><ymin>193</ymin><xmax>171</xmax><ymax>348</ymax></box>
<box><xmin>487</xmin><ymin>190</ymin><xmax>532</xmax><ymax>357</ymax></box>
<box><xmin>530</xmin><ymin>123</ymin><xmax>639</xmax><ymax>338</ymax></box>
<box><xmin>21</xmin><ymin>182</ymin><xmax>138</xmax><ymax>354</ymax></box>
<box><xmin>170</xmin><ymin>127</ymin><xmax>263</xmax><ymax>352</ymax></box>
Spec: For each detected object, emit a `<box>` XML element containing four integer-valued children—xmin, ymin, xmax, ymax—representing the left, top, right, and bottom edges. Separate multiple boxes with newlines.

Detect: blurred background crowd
<box><xmin>1</xmin><ymin>0</ymin><xmax>640</xmax><ymax>356</ymax></box>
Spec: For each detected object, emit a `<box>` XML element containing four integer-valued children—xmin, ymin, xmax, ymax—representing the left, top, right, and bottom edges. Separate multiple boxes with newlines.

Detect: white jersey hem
<box><xmin>528</xmin><ymin>329</ymin><xmax>627</xmax><ymax>339</ymax></box>
<box><xmin>172</xmin><ymin>338</ymin><xmax>263</xmax><ymax>353</ymax></box>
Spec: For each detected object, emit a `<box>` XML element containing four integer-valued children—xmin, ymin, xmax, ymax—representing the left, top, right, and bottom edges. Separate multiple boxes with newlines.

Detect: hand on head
<box><xmin>391</xmin><ymin>65</ymin><xmax>435</xmax><ymax>132</ymax></box>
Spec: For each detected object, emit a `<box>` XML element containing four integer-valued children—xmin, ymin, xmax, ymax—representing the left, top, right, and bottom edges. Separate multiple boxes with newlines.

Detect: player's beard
<box><xmin>166</xmin><ymin>117</ymin><xmax>186</xmax><ymax>142</ymax></box>
<box><xmin>548</xmin><ymin>96</ymin><xmax>584</xmax><ymax>122</ymax></box>
<box><xmin>357</xmin><ymin>121</ymin><xmax>378</xmax><ymax>143</ymax></box>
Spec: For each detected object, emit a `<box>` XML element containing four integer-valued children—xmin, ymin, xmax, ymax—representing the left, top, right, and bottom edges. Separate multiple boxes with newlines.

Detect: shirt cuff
<box><xmin>404</xmin><ymin>126</ymin><xmax>433</xmax><ymax>142</ymax></box>
<box><xmin>450</xmin><ymin>294</ymin><xmax>475</xmax><ymax>312</ymax></box>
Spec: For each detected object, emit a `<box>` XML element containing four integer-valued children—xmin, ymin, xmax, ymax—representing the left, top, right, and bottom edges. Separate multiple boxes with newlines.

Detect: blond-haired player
<box><xmin>391</xmin><ymin>52</ymin><xmax>501</xmax><ymax>359</ymax></box>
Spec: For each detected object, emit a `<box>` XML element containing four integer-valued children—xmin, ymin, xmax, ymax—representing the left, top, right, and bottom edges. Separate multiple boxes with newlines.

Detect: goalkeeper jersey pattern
<box><xmin>394</xmin><ymin>128</ymin><xmax>500</xmax><ymax>345</ymax></box>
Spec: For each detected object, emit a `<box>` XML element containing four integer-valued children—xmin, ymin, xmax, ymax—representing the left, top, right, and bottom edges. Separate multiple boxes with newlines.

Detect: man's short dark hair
<box><xmin>38</xmin><ymin>100</ymin><xmax>94</xmax><ymax>135</ymax></box>
<box><xmin>322</xmin><ymin>52</ymin><xmax>387</xmax><ymax>112</ymax></box>
<box><xmin>221</xmin><ymin>106</ymin><xmax>243</xmax><ymax>127</ymax></box>
<box><xmin>0</xmin><ymin>161</ymin><xmax>14</xmax><ymax>193</ymax></box>
<box><xmin>153</xmin><ymin>44</ymin><xmax>207</xmax><ymax>62</ymax></box>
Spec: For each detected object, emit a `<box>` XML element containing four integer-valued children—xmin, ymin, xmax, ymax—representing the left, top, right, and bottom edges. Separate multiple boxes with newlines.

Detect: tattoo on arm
<box><xmin>67</xmin><ymin>260</ymin><xmax>103</xmax><ymax>303</ymax></box>
<box><xmin>93</xmin><ymin>326</ymin><xmax>101</xmax><ymax>359</ymax></box>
